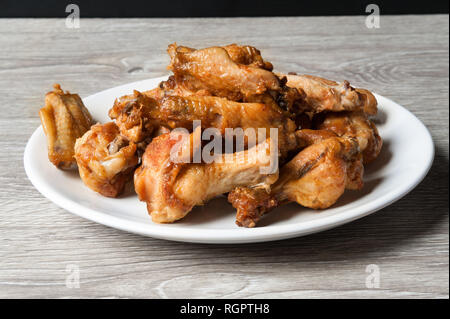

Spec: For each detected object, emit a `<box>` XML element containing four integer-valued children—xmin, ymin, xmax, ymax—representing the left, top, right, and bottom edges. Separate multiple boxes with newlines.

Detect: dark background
<box><xmin>1</xmin><ymin>0</ymin><xmax>448</xmax><ymax>18</ymax></box>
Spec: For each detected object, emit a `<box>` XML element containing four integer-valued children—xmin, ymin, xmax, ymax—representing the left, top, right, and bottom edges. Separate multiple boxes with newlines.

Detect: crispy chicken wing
<box><xmin>229</xmin><ymin>133</ymin><xmax>362</xmax><ymax>227</ymax></box>
<box><xmin>167</xmin><ymin>44</ymin><xmax>305</xmax><ymax>115</ymax></box>
<box><xmin>110</xmin><ymin>90</ymin><xmax>299</xmax><ymax>156</ymax></box>
<box><xmin>74</xmin><ymin>122</ymin><xmax>139</xmax><ymax>197</ymax></box>
<box><xmin>318</xmin><ymin>111</ymin><xmax>382</xmax><ymax>164</ymax></box>
<box><xmin>134</xmin><ymin>130</ymin><xmax>278</xmax><ymax>223</ymax></box>
<box><xmin>170</xmin><ymin>43</ymin><xmax>273</xmax><ymax>70</ymax></box>
<box><xmin>108</xmin><ymin>90</ymin><xmax>159</xmax><ymax>143</ymax></box>
<box><xmin>278</xmin><ymin>137</ymin><xmax>360</xmax><ymax>204</ymax></box>
<box><xmin>295</xmin><ymin>129</ymin><xmax>364</xmax><ymax>190</ymax></box>
<box><xmin>283</xmin><ymin>74</ymin><xmax>378</xmax><ymax>115</ymax></box>
<box><xmin>168</xmin><ymin>43</ymin><xmax>281</xmax><ymax>101</ymax></box>
<box><xmin>39</xmin><ymin>84</ymin><xmax>93</xmax><ymax>169</ymax></box>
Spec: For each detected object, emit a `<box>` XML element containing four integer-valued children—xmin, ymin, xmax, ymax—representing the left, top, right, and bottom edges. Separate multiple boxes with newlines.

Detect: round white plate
<box><xmin>24</xmin><ymin>76</ymin><xmax>434</xmax><ymax>244</ymax></box>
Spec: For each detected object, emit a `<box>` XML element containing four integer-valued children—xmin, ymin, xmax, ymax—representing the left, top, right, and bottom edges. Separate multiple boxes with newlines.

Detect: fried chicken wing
<box><xmin>108</xmin><ymin>90</ymin><xmax>159</xmax><ymax>143</ymax></box>
<box><xmin>110</xmin><ymin>90</ymin><xmax>299</xmax><ymax>156</ymax></box>
<box><xmin>167</xmin><ymin>44</ymin><xmax>305</xmax><ymax>115</ymax></box>
<box><xmin>280</xmin><ymin>137</ymin><xmax>361</xmax><ymax>206</ymax></box>
<box><xmin>318</xmin><ymin>111</ymin><xmax>382</xmax><ymax>164</ymax></box>
<box><xmin>74</xmin><ymin>122</ymin><xmax>139</xmax><ymax>197</ymax></box>
<box><xmin>229</xmin><ymin>134</ymin><xmax>362</xmax><ymax>227</ymax></box>
<box><xmin>169</xmin><ymin>43</ymin><xmax>273</xmax><ymax>70</ymax></box>
<box><xmin>168</xmin><ymin>43</ymin><xmax>281</xmax><ymax>101</ymax></box>
<box><xmin>295</xmin><ymin>129</ymin><xmax>364</xmax><ymax>190</ymax></box>
<box><xmin>134</xmin><ymin>130</ymin><xmax>278</xmax><ymax>223</ymax></box>
<box><xmin>283</xmin><ymin>74</ymin><xmax>378</xmax><ymax>115</ymax></box>
<box><xmin>39</xmin><ymin>84</ymin><xmax>93</xmax><ymax>169</ymax></box>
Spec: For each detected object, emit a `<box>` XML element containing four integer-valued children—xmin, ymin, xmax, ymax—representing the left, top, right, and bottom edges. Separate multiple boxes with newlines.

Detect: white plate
<box><xmin>24</xmin><ymin>76</ymin><xmax>434</xmax><ymax>244</ymax></box>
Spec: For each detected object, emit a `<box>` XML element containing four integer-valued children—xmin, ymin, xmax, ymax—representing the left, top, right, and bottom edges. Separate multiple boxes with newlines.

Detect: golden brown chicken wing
<box><xmin>168</xmin><ymin>43</ymin><xmax>281</xmax><ymax>101</ymax></box>
<box><xmin>134</xmin><ymin>129</ymin><xmax>278</xmax><ymax>223</ymax></box>
<box><xmin>39</xmin><ymin>84</ymin><xmax>93</xmax><ymax>169</ymax></box>
<box><xmin>317</xmin><ymin>111</ymin><xmax>382</xmax><ymax>164</ymax></box>
<box><xmin>280</xmin><ymin>137</ymin><xmax>362</xmax><ymax>206</ymax></box>
<box><xmin>108</xmin><ymin>90</ymin><xmax>159</xmax><ymax>143</ymax></box>
<box><xmin>74</xmin><ymin>122</ymin><xmax>139</xmax><ymax>197</ymax></box>
<box><xmin>167</xmin><ymin>44</ymin><xmax>305</xmax><ymax>114</ymax></box>
<box><xmin>110</xmin><ymin>90</ymin><xmax>299</xmax><ymax>156</ymax></box>
<box><xmin>283</xmin><ymin>74</ymin><xmax>378</xmax><ymax>115</ymax></box>
<box><xmin>229</xmin><ymin>134</ymin><xmax>362</xmax><ymax>227</ymax></box>
<box><xmin>295</xmin><ymin>129</ymin><xmax>365</xmax><ymax>190</ymax></box>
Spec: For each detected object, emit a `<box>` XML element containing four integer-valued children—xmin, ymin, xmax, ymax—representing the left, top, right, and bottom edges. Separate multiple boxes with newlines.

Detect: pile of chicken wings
<box><xmin>39</xmin><ymin>43</ymin><xmax>382</xmax><ymax>227</ymax></box>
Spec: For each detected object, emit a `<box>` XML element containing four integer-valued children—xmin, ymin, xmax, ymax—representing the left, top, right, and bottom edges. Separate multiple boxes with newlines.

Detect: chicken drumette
<box><xmin>109</xmin><ymin>90</ymin><xmax>299</xmax><ymax>157</ymax></box>
<box><xmin>229</xmin><ymin>131</ymin><xmax>363</xmax><ymax>227</ymax></box>
<box><xmin>283</xmin><ymin>74</ymin><xmax>378</xmax><ymax>115</ymax></box>
<box><xmin>134</xmin><ymin>129</ymin><xmax>278</xmax><ymax>223</ymax></box>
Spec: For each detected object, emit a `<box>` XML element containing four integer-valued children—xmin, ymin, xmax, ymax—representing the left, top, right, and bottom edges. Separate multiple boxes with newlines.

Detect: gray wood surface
<box><xmin>0</xmin><ymin>15</ymin><xmax>448</xmax><ymax>299</ymax></box>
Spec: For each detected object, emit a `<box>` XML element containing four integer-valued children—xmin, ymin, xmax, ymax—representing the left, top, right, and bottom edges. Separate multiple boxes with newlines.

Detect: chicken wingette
<box><xmin>282</xmin><ymin>73</ymin><xmax>378</xmax><ymax>115</ymax></box>
<box><xmin>39</xmin><ymin>84</ymin><xmax>93</xmax><ymax>169</ymax></box>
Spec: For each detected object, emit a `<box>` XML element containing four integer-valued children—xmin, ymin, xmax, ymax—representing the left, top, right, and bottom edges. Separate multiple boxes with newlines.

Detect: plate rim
<box><xmin>24</xmin><ymin>78</ymin><xmax>435</xmax><ymax>244</ymax></box>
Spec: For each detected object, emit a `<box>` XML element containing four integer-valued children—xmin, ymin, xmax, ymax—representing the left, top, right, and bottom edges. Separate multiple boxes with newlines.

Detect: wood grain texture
<box><xmin>0</xmin><ymin>15</ymin><xmax>448</xmax><ymax>299</ymax></box>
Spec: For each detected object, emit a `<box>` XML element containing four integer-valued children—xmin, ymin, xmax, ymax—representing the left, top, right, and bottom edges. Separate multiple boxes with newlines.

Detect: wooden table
<box><xmin>0</xmin><ymin>15</ymin><xmax>448</xmax><ymax>299</ymax></box>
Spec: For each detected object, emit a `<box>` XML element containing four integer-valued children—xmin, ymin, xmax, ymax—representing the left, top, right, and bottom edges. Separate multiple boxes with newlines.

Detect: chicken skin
<box><xmin>318</xmin><ymin>111</ymin><xmax>382</xmax><ymax>164</ymax></box>
<box><xmin>74</xmin><ymin>122</ymin><xmax>139</xmax><ymax>197</ymax></box>
<box><xmin>222</xmin><ymin>44</ymin><xmax>274</xmax><ymax>70</ymax></box>
<box><xmin>39</xmin><ymin>84</ymin><xmax>93</xmax><ymax>169</ymax></box>
<box><xmin>294</xmin><ymin>129</ymin><xmax>365</xmax><ymax>190</ymax></box>
<box><xmin>134</xmin><ymin>130</ymin><xmax>278</xmax><ymax>223</ymax></box>
<box><xmin>229</xmin><ymin>133</ymin><xmax>362</xmax><ymax>227</ymax></box>
<box><xmin>283</xmin><ymin>74</ymin><xmax>378</xmax><ymax>115</ymax></box>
